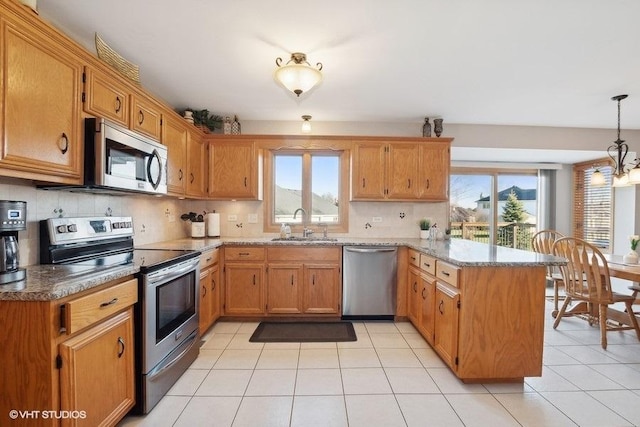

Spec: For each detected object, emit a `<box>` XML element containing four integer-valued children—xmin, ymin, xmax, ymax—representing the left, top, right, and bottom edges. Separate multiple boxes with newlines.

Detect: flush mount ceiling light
<box><xmin>591</xmin><ymin>94</ymin><xmax>640</xmax><ymax>187</ymax></box>
<box><xmin>301</xmin><ymin>115</ymin><xmax>312</xmax><ymax>133</ymax></box>
<box><xmin>274</xmin><ymin>52</ymin><xmax>323</xmax><ymax>97</ymax></box>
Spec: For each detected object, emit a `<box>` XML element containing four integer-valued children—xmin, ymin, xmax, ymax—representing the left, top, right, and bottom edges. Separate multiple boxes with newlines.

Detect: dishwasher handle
<box><xmin>344</xmin><ymin>247</ymin><xmax>397</xmax><ymax>253</ymax></box>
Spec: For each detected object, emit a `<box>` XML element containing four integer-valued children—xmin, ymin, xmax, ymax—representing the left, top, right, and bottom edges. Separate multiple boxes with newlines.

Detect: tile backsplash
<box><xmin>1</xmin><ymin>177</ymin><xmax>447</xmax><ymax>266</ymax></box>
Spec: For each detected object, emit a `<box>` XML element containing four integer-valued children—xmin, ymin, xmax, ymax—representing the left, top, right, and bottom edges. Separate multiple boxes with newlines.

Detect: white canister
<box><xmin>206</xmin><ymin>213</ymin><xmax>220</xmax><ymax>237</ymax></box>
<box><xmin>191</xmin><ymin>222</ymin><xmax>205</xmax><ymax>238</ymax></box>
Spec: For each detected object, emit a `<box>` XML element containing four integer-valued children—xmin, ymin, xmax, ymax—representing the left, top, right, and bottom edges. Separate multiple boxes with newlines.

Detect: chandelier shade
<box><xmin>275</xmin><ymin>53</ymin><xmax>323</xmax><ymax>97</ymax></box>
<box><xmin>301</xmin><ymin>115</ymin><xmax>312</xmax><ymax>133</ymax></box>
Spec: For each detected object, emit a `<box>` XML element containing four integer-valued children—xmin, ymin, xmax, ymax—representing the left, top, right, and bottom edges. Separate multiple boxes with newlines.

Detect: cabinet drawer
<box><xmin>200</xmin><ymin>248</ymin><xmax>219</xmax><ymax>269</ymax></box>
<box><xmin>65</xmin><ymin>279</ymin><xmax>138</xmax><ymax>334</ymax></box>
<box><xmin>408</xmin><ymin>249</ymin><xmax>420</xmax><ymax>268</ymax></box>
<box><xmin>420</xmin><ymin>254</ymin><xmax>436</xmax><ymax>275</ymax></box>
<box><xmin>436</xmin><ymin>261</ymin><xmax>460</xmax><ymax>287</ymax></box>
<box><xmin>224</xmin><ymin>246</ymin><xmax>265</xmax><ymax>261</ymax></box>
<box><xmin>267</xmin><ymin>246</ymin><xmax>341</xmax><ymax>262</ymax></box>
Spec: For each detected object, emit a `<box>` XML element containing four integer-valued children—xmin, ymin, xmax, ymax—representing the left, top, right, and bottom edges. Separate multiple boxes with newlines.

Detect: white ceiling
<box><xmin>35</xmin><ymin>0</ymin><xmax>640</xmax><ymax>162</ymax></box>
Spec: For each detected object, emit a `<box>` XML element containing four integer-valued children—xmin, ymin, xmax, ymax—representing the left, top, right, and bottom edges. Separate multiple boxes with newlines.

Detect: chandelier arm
<box><xmin>316</xmin><ymin>62</ymin><xmax>323</xmax><ymax>71</ymax></box>
<box><xmin>607</xmin><ymin>144</ymin><xmax>622</xmax><ymax>175</ymax></box>
<box><xmin>275</xmin><ymin>57</ymin><xmax>283</xmax><ymax>67</ymax></box>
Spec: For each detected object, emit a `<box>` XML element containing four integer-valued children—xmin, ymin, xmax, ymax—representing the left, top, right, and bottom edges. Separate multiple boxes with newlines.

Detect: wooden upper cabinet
<box><xmin>130</xmin><ymin>94</ymin><xmax>162</xmax><ymax>141</ymax></box>
<box><xmin>387</xmin><ymin>143</ymin><xmax>421</xmax><ymax>199</ymax></box>
<box><xmin>351</xmin><ymin>142</ymin><xmax>386</xmax><ymax>199</ymax></box>
<box><xmin>420</xmin><ymin>141</ymin><xmax>450</xmax><ymax>200</ymax></box>
<box><xmin>0</xmin><ymin>13</ymin><xmax>83</xmax><ymax>183</ymax></box>
<box><xmin>83</xmin><ymin>66</ymin><xmax>130</xmax><ymax>127</ymax></box>
<box><xmin>208</xmin><ymin>138</ymin><xmax>261</xmax><ymax>200</ymax></box>
<box><xmin>351</xmin><ymin>138</ymin><xmax>451</xmax><ymax>201</ymax></box>
<box><xmin>186</xmin><ymin>129</ymin><xmax>207</xmax><ymax>197</ymax></box>
<box><xmin>162</xmin><ymin>114</ymin><xmax>188</xmax><ymax>195</ymax></box>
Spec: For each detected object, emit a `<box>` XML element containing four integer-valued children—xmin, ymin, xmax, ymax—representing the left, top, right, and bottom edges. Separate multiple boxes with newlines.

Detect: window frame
<box><xmin>263</xmin><ymin>147</ymin><xmax>350</xmax><ymax>234</ymax></box>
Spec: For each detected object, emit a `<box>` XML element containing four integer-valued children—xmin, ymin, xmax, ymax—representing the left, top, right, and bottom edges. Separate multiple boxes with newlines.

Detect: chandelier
<box><xmin>591</xmin><ymin>94</ymin><xmax>640</xmax><ymax>187</ymax></box>
<box><xmin>274</xmin><ymin>53</ymin><xmax>323</xmax><ymax>97</ymax></box>
<box><xmin>301</xmin><ymin>115</ymin><xmax>312</xmax><ymax>133</ymax></box>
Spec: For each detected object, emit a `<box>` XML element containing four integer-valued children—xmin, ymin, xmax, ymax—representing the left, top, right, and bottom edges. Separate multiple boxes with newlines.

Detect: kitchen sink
<box><xmin>271</xmin><ymin>237</ymin><xmax>338</xmax><ymax>242</ymax></box>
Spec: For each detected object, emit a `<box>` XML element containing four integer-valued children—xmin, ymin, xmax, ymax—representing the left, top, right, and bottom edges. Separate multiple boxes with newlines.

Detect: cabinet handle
<box><xmin>99</xmin><ymin>297</ymin><xmax>118</xmax><ymax>308</ymax></box>
<box><xmin>178</xmin><ymin>168</ymin><xmax>183</xmax><ymax>180</ymax></box>
<box><xmin>239</xmin><ymin>252</ymin><xmax>250</xmax><ymax>256</ymax></box>
<box><xmin>202</xmin><ymin>285</ymin><xmax>207</xmax><ymax>297</ymax></box>
<box><xmin>212</xmin><ymin>279</ymin><xmax>216</xmax><ymax>290</ymax></box>
<box><xmin>253</xmin><ymin>274</ymin><xmax>256</xmax><ymax>285</ymax></box>
<box><xmin>312</xmin><ymin>274</ymin><xmax>316</xmax><ymax>285</ymax></box>
<box><xmin>439</xmin><ymin>300</ymin><xmax>444</xmax><ymax>314</ymax></box>
<box><xmin>442</xmin><ymin>271</ymin><xmax>450</xmax><ymax>277</ymax></box>
<box><xmin>59</xmin><ymin>132</ymin><xmax>69</xmax><ymax>155</ymax></box>
<box><xmin>190</xmin><ymin>173</ymin><xmax>195</xmax><ymax>183</ymax></box>
<box><xmin>114</xmin><ymin>96</ymin><xmax>122</xmax><ymax>113</ymax></box>
<box><xmin>426</xmin><ymin>179</ymin><xmax>430</xmax><ymax>189</ymax></box>
<box><xmin>413</xmin><ymin>281</ymin><xmax>417</xmax><ymax>292</ymax></box>
<box><xmin>117</xmin><ymin>337</ymin><xmax>125</xmax><ymax>358</ymax></box>
<box><xmin>408</xmin><ymin>179</ymin><xmax>411</xmax><ymax>188</ymax></box>
<box><xmin>291</xmin><ymin>275</ymin><xmax>294</xmax><ymax>286</ymax></box>
<box><xmin>422</xmin><ymin>288</ymin><xmax>426</xmax><ymax>299</ymax></box>
<box><xmin>206</xmin><ymin>257</ymin><xmax>212</xmax><ymax>262</ymax></box>
<box><xmin>362</xmin><ymin>178</ymin><xmax>366</xmax><ymax>188</ymax></box>
<box><xmin>138</xmin><ymin>110</ymin><xmax>145</xmax><ymax>125</ymax></box>
<box><xmin>411</xmin><ymin>256</ymin><xmax>417</xmax><ymax>261</ymax></box>
<box><xmin>423</xmin><ymin>262</ymin><xmax>431</xmax><ymax>269</ymax></box>
<box><xmin>244</xmin><ymin>177</ymin><xmax>248</xmax><ymax>187</ymax></box>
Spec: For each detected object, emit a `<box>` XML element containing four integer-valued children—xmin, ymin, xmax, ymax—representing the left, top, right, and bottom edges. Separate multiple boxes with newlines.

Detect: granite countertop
<box><xmin>1</xmin><ymin>237</ymin><xmax>563</xmax><ymax>302</ymax></box>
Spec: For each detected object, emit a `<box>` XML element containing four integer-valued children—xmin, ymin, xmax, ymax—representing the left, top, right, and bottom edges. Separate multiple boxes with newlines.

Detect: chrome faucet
<box><xmin>293</xmin><ymin>208</ymin><xmax>313</xmax><ymax>237</ymax></box>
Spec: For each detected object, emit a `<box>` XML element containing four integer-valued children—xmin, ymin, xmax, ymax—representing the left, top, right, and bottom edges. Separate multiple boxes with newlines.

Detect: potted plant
<box><xmin>419</xmin><ymin>218</ymin><xmax>431</xmax><ymax>239</ymax></box>
<box><xmin>183</xmin><ymin>109</ymin><xmax>223</xmax><ymax>133</ymax></box>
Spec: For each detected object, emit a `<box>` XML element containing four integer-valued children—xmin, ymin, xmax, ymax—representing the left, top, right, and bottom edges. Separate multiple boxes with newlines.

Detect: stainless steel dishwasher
<box><xmin>342</xmin><ymin>246</ymin><xmax>397</xmax><ymax>320</ymax></box>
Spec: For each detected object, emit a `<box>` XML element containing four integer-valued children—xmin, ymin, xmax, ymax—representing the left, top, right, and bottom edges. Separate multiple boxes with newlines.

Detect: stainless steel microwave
<box><xmin>84</xmin><ymin>117</ymin><xmax>167</xmax><ymax>195</ymax></box>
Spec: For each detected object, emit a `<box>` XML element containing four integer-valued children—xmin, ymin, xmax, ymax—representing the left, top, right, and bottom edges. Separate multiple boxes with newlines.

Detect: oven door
<box><xmin>141</xmin><ymin>256</ymin><xmax>200</xmax><ymax>372</ymax></box>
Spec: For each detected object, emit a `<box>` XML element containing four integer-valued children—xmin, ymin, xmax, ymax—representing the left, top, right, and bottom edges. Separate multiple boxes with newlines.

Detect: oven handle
<box><xmin>147</xmin><ymin>259</ymin><xmax>199</xmax><ymax>285</ymax></box>
<box><xmin>146</xmin><ymin>331</ymin><xmax>198</xmax><ymax>382</ymax></box>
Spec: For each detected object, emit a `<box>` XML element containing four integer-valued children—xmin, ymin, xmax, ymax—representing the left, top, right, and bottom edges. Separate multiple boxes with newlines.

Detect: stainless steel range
<box><xmin>40</xmin><ymin>216</ymin><xmax>201</xmax><ymax>414</ymax></box>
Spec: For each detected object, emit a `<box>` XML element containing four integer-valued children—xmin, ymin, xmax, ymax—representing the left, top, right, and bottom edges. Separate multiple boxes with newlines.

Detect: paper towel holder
<box><xmin>206</xmin><ymin>211</ymin><xmax>221</xmax><ymax>238</ymax></box>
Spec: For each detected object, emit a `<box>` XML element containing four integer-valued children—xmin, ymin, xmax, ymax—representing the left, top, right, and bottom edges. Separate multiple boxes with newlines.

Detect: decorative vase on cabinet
<box><xmin>433</xmin><ymin>118</ymin><xmax>444</xmax><ymax>137</ymax></box>
<box><xmin>422</xmin><ymin>118</ymin><xmax>431</xmax><ymax>137</ymax></box>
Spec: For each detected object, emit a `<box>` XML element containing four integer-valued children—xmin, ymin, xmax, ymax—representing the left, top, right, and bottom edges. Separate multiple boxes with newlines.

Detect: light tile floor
<box><xmin>120</xmin><ymin>299</ymin><xmax>640</xmax><ymax>427</ymax></box>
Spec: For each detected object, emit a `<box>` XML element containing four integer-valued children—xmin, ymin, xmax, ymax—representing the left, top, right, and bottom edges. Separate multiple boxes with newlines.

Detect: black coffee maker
<box><xmin>0</xmin><ymin>200</ymin><xmax>26</xmax><ymax>284</ymax></box>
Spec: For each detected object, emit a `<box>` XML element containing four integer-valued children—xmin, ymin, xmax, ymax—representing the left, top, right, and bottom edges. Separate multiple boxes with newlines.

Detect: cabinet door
<box><xmin>420</xmin><ymin>142</ymin><xmax>450</xmax><ymax>200</ymax></box>
<box><xmin>59</xmin><ymin>309</ymin><xmax>135</xmax><ymax>427</ymax></box>
<box><xmin>130</xmin><ymin>94</ymin><xmax>162</xmax><ymax>141</ymax></box>
<box><xmin>199</xmin><ymin>267</ymin><xmax>213</xmax><ymax>334</ymax></box>
<box><xmin>351</xmin><ymin>142</ymin><xmax>386</xmax><ymax>199</ymax></box>
<box><xmin>186</xmin><ymin>129</ymin><xmax>207</xmax><ymax>197</ymax></box>
<box><xmin>209</xmin><ymin>140</ymin><xmax>258</xmax><ymax>199</ymax></box>
<box><xmin>434</xmin><ymin>282</ymin><xmax>460</xmax><ymax>370</ymax></box>
<box><xmin>83</xmin><ymin>66</ymin><xmax>130</xmax><ymax>127</ymax></box>
<box><xmin>407</xmin><ymin>266</ymin><xmax>420</xmax><ymax>324</ymax></box>
<box><xmin>418</xmin><ymin>273</ymin><xmax>436</xmax><ymax>345</ymax></box>
<box><xmin>387</xmin><ymin>143</ymin><xmax>420</xmax><ymax>199</ymax></box>
<box><xmin>267</xmin><ymin>264</ymin><xmax>303</xmax><ymax>314</ymax></box>
<box><xmin>303</xmin><ymin>264</ymin><xmax>341</xmax><ymax>314</ymax></box>
<box><xmin>224</xmin><ymin>263</ymin><xmax>265</xmax><ymax>315</ymax></box>
<box><xmin>162</xmin><ymin>115</ymin><xmax>188</xmax><ymax>195</ymax></box>
<box><xmin>0</xmin><ymin>16</ymin><xmax>83</xmax><ymax>183</ymax></box>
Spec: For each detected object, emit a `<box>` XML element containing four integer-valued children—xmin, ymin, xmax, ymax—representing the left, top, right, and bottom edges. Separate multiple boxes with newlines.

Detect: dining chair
<box><xmin>551</xmin><ymin>236</ymin><xmax>640</xmax><ymax>349</ymax></box>
<box><xmin>531</xmin><ymin>229</ymin><xmax>565</xmax><ymax>318</ymax></box>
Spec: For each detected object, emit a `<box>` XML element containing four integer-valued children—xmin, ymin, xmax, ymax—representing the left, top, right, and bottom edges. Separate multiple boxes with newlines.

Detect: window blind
<box><xmin>573</xmin><ymin>160</ymin><xmax>613</xmax><ymax>252</ymax></box>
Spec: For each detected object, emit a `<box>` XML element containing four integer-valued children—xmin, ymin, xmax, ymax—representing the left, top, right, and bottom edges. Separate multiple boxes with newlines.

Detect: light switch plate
<box><xmin>372</xmin><ymin>216</ymin><xmax>383</xmax><ymax>222</ymax></box>
<box><xmin>248</xmin><ymin>213</ymin><xmax>258</xmax><ymax>223</ymax></box>
<box><xmin>227</xmin><ymin>214</ymin><xmax>238</xmax><ymax>221</ymax></box>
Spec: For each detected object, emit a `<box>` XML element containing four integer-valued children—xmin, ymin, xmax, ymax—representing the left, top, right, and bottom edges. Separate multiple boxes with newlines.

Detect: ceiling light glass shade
<box><xmin>629</xmin><ymin>166</ymin><xmax>640</xmax><ymax>184</ymax></box>
<box><xmin>590</xmin><ymin>169</ymin><xmax>606</xmax><ymax>186</ymax></box>
<box><xmin>301</xmin><ymin>115</ymin><xmax>312</xmax><ymax>133</ymax></box>
<box><xmin>612</xmin><ymin>173</ymin><xmax>631</xmax><ymax>187</ymax></box>
<box><xmin>275</xmin><ymin>53</ymin><xmax>323</xmax><ymax>97</ymax></box>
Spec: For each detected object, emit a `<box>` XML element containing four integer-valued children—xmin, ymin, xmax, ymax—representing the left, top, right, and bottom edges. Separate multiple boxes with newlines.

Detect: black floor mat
<box><xmin>249</xmin><ymin>321</ymin><xmax>357</xmax><ymax>342</ymax></box>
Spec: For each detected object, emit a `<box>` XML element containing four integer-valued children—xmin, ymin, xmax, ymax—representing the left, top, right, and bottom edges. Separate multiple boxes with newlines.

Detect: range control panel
<box><xmin>44</xmin><ymin>216</ymin><xmax>134</xmax><ymax>244</ymax></box>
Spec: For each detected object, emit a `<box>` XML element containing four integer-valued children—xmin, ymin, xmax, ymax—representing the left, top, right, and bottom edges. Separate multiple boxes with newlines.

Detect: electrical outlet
<box><xmin>372</xmin><ymin>216</ymin><xmax>383</xmax><ymax>223</ymax></box>
<box><xmin>228</xmin><ymin>214</ymin><xmax>238</xmax><ymax>221</ymax></box>
<box><xmin>248</xmin><ymin>213</ymin><xmax>258</xmax><ymax>223</ymax></box>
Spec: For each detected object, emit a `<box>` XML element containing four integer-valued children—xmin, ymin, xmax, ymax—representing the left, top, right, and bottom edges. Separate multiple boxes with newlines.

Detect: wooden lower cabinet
<box><xmin>407</xmin><ymin>254</ymin><xmax>547</xmax><ymax>382</ymax></box>
<box><xmin>199</xmin><ymin>249</ymin><xmax>220</xmax><ymax>334</ymax></box>
<box><xmin>433</xmin><ymin>282</ymin><xmax>460</xmax><ymax>370</ymax></box>
<box><xmin>266</xmin><ymin>264</ymin><xmax>303</xmax><ymax>314</ymax></box>
<box><xmin>59</xmin><ymin>308</ymin><xmax>135</xmax><ymax>427</ymax></box>
<box><xmin>302</xmin><ymin>264</ymin><xmax>341</xmax><ymax>314</ymax></box>
<box><xmin>224</xmin><ymin>263</ymin><xmax>265</xmax><ymax>315</ymax></box>
<box><xmin>0</xmin><ymin>276</ymin><xmax>137</xmax><ymax>427</ymax></box>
